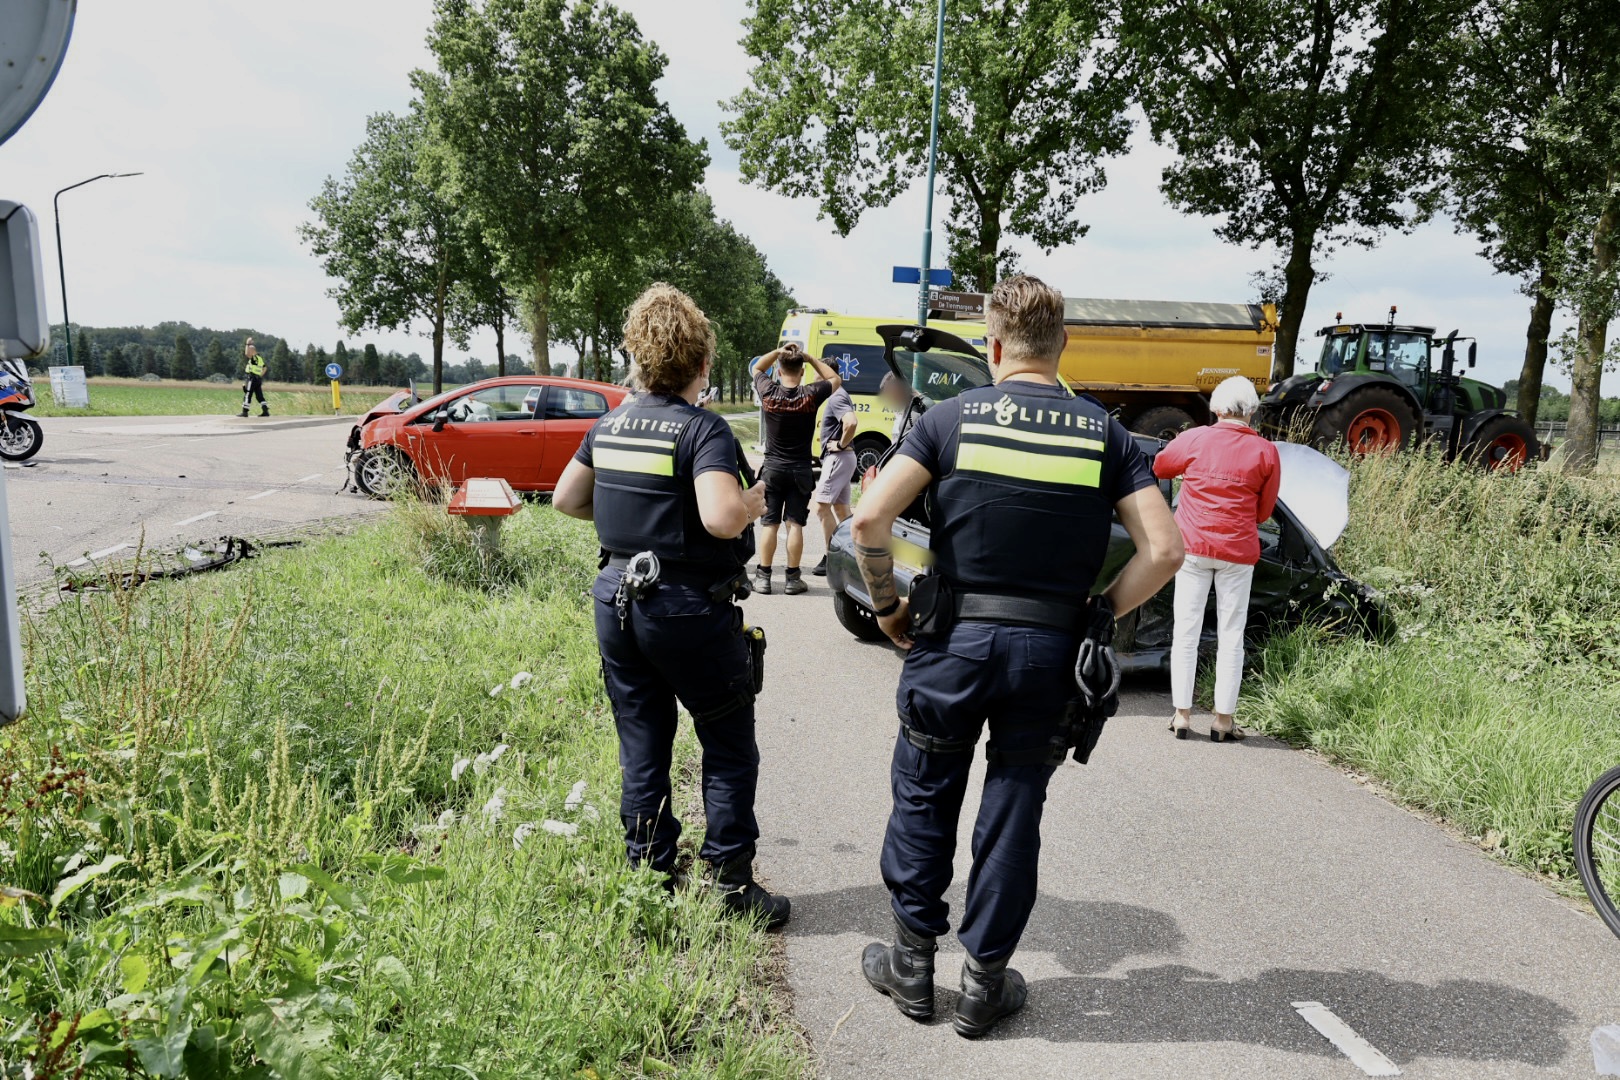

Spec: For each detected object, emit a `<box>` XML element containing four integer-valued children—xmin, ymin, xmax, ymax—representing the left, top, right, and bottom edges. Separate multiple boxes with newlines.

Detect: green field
<box><xmin>1244</xmin><ymin>452</ymin><xmax>1620</xmax><ymax>888</ymax></box>
<box><xmin>0</xmin><ymin>502</ymin><xmax>806</xmax><ymax>1076</ymax></box>
<box><xmin>30</xmin><ymin>378</ymin><xmax>406</xmax><ymax>418</ymax></box>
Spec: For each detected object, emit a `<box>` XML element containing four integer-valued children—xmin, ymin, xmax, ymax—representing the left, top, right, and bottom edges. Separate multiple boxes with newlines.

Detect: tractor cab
<box><xmin>1257</xmin><ymin>307</ymin><xmax>1535</xmax><ymax>468</ymax></box>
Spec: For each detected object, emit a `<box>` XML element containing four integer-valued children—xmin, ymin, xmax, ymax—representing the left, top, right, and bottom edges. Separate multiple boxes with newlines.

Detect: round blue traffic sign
<box><xmin>325</xmin><ymin>363</ymin><xmax>343</xmax><ymax>380</ymax></box>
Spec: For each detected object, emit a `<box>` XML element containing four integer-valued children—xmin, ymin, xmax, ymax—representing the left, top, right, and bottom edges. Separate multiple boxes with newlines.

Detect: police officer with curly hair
<box><xmin>554</xmin><ymin>283</ymin><xmax>790</xmax><ymax>928</ymax></box>
<box><xmin>851</xmin><ymin>275</ymin><xmax>1184</xmax><ymax>1036</ymax></box>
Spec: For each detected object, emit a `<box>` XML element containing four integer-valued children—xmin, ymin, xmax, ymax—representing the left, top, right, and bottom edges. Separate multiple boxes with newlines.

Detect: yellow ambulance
<box><xmin>777</xmin><ymin>309</ymin><xmax>987</xmax><ymax>476</ymax></box>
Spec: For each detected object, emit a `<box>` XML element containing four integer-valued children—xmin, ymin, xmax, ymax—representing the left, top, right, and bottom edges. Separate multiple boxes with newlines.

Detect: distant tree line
<box><xmin>39</xmin><ymin>322</ymin><xmax>434</xmax><ymax>388</ymax></box>
<box><xmin>1501</xmin><ymin>380</ymin><xmax>1620</xmax><ymax>426</ymax></box>
<box><xmin>301</xmin><ymin>0</ymin><xmax>796</xmax><ymax>401</ymax></box>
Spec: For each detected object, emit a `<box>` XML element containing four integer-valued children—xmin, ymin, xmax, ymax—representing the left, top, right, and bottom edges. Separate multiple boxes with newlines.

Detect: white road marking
<box><xmin>245</xmin><ymin>489</ymin><xmax>280</xmax><ymax>501</ymax></box>
<box><xmin>1292</xmin><ymin>1002</ymin><xmax>1400</xmax><ymax>1076</ymax></box>
<box><xmin>67</xmin><ymin>543</ymin><xmax>133</xmax><ymax>568</ymax></box>
<box><xmin>295</xmin><ymin>473</ymin><xmax>322</xmax><ymax>483</ymax></box>
<box><xmin>171</xmin><ymin>511</ymin><xmax>221</xmax><ymax>528</ymax></box>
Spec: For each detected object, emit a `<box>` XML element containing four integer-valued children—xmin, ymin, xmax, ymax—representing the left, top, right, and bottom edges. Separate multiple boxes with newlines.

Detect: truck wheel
<box><xmin>1130</xmin><ymin>406</ymin><xmax>1197</xmax><ymax>442</ymax></box>
<box><xmin>0</xmin><ymin>417</ymin><xmax>42</xmax><ymax>461</ymax></box>
<box><xmin>833</xmin><ymin>590</ymin><xmax>888</xmax><ymax>642</ymax></box>
<box><xmin>851</xmin><ymin>433</ymin><xmax>890</xmax><ymax>479</ymax></box>
<box><xmin>1313</xmin><ymin>387</ymin><xmax>1416</xmax><ymax>455</ymax></box>
<box><xmin>1464</xmin><ymin>415</ymin><xmax>1538</xmax><ymax>471</ymax></box>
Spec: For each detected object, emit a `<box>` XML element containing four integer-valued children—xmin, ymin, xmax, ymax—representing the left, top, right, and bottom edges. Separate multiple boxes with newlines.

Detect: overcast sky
<box><xmin>0</xmin><ymin>0</ymin><xmax>1569</xmax><ymax>389</ymax></box>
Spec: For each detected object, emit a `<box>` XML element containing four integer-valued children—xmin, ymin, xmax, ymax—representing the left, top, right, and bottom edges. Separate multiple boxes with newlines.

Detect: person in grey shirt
<box><xmin>811</xmin><ymin>385</ymin><xmax>858</xmax><ymax>576</ymax></box>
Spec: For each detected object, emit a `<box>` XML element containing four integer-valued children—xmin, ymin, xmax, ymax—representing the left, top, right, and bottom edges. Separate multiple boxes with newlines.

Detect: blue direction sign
<box><xmin>892</xmin><ymin>266</ymin><xmax>954</xmax><ymax>287</ymax></box>
<box><xmin>324</xmin><ymin>362</ymin><xmax>343</xmax><ymax>380</ymax></box>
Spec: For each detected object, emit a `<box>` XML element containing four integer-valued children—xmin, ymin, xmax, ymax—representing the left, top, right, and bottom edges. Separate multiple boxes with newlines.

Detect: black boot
<box><xmin>861</xmin><ymin>915</ymin><xmax>937</xmax><ymax>1020</ymax></box>
<box><xmin>952</xmin><ymin>953</ymin><xmax>1027</xmax><ymax>1039</ymax></box>
<box><xmin>238</xmin><ymin>408</ymin><xmax>248</xmax><ymax>418</ymax></box>
<box><xmin>712</xmin><ymin>857</ymin><xmax>790</xmax><ymax>929</ymax></box>
<box><xmin>260</xmin><ymin>406</ymin><xmax>270</xmax><ymax>417</ymax></box>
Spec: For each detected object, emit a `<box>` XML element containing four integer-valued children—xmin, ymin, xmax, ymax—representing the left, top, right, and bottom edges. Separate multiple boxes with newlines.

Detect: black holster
<box><xmin>907</xmin><ymin>573</ymin><xmax>954</xmax><ymax>637</ymax></box>
<box><xmin>743</xmin><ymin>622</ymin><xmax>766</xmax><ymax>695</ymax></box>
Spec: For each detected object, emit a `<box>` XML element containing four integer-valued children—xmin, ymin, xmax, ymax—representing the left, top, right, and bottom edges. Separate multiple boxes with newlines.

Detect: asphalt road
<box><xmin>748</xmin><ymin>527</ymin><xmax>1620</xmax><ymax>1079</ymax></box>
<box><xmin>3</xmin><ymin>414</ymin><xmax>382</xmax><ymax>586</ymax></box>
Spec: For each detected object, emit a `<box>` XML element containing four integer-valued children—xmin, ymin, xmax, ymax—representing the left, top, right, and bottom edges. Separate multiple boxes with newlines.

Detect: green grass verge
<box><xmin>0</xmin><ymin>502</ymin><xmax>806</xmax><ymax>1077</ymax></box>
<box><xmin>1243</xmin><ymin>451</ymin><xmax>1620</xmax><ymax>882</ymax></box>
<box><xmin>30</xmin><ymin>379</ymin><xmax>402</xmax><ymax>418</ymax></box>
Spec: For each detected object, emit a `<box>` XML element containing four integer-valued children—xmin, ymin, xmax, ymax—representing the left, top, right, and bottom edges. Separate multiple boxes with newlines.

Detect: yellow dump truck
<box><xmin>778</xmin><ymin>298</ymin><xmax>1276</xmax><ymax>467</ymax></box>
<box><xmin>1045</xmin><ymin>298</ymin><xmax>1277</xmax><ymax>439</ymax></box>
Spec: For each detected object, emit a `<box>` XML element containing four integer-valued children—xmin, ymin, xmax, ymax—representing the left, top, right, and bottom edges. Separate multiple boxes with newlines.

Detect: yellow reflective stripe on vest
<box><xmin>955</xmin><ymin>441</ymin><xmax>1101</xmax><ymax>487</ymax></box>
<box><xmin>960</xmin><ymin>423</ymin><xmax>1104</xmax><ymax>453</ymax></box>
<box><xmin>594</xmin><ymin>447</ymin><xmax>675</xmax><ymax>476</ymax></box>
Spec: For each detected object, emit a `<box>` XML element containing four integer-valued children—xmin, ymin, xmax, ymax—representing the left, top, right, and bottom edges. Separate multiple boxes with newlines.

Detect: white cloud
<box><xmin>0</xmin><ymin>0</ymin><xmax>1570</xmax><ymax>390</ymax></box>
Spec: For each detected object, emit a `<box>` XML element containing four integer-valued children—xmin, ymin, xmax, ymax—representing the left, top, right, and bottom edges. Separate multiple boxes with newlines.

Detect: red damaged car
<box><xmin>346</xmin><ymin>376</ymin><xmax>628</xmax><ymax>497</ymax></box>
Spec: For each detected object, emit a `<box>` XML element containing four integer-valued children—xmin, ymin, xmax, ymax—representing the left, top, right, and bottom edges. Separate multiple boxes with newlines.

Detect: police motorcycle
<box><xmin>0</xmin><ymin>358</ymin><xmax>42</xmax><ymax>462</ymax></box>
<box><xmin>822</xmin><ymin>323</ymin><xmax>1387</xmax><ymax>665</ymax></box>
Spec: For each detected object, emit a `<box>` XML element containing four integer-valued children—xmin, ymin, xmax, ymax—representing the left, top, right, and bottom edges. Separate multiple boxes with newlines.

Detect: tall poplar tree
<box><xmin>1121</xmin><ymin>0</ymin><xmax>1468</xmax><ymax>378</ymax></box>
<box><xmin>417</xmin><ymin>0</ymin><xmax>705</xmax><ymax>373</ymax></box>
<box><xmin>724</xmin><ymin>0</ymin><xmax>1131</xmax><ymax>292</ymax></box>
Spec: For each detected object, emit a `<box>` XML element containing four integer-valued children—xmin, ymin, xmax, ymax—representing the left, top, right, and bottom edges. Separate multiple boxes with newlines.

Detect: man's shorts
<box><xmin>761</xmin><ymin>465</ymin><xmax>814</xmax><ymax>527</ymax></box>
<box><xmin>812</xmin><ymin>449</ymin><xmax>856</xmax><ymax>506</ymax></box>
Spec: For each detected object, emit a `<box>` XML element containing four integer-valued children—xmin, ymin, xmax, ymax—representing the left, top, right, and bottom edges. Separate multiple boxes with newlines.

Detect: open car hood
<box><xmin>1272</xmin><ymin>442</ymin><xmax>1350</xmax><ymax>549</ymax></box>
<box><xmin>877</xmin><ymin>324</ymin><xmax>991</xmax><ymax>401</ymax></box>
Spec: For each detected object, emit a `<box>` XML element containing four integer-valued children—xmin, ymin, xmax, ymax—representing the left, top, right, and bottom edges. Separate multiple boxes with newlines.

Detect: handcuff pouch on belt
<box><xmin>906</xmin><ymin>573</ymin><xmax>954</xmax><ymax>637</ymax></box>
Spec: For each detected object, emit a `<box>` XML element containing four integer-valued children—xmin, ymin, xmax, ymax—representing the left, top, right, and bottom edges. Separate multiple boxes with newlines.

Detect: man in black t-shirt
<box><xmin>749</xmin><ymin>343</ymin><xmax>842</xmax><ymax>595</ymax></box>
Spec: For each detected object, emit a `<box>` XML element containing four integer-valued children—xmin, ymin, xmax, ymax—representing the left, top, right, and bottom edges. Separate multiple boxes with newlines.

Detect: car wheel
<box><xmin>833</xmin><ymin>590</ymin><xmax>888</xmax><ymax>642</ymax></box>
<box><xmin>0</xmin><ymin>416</ymin><xmax>42</xmax><ymax>461</ymax></box>
<box><xmin>354</xmin><ymin>447</ymin><xmax>415</xmax><ymax>499</ymax></box>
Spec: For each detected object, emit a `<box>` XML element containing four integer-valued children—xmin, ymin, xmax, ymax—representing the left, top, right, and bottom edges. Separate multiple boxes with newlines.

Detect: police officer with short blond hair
<box><xmin>851</xmin><ymin>275</ymin><xmax>1184</xmax><ymax>1036</ymax></box>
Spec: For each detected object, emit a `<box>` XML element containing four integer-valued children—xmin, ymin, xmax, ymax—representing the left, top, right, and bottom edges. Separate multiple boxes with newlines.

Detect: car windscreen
<box><xmin>890</xmin><ymin>349</ymin><xmax>992</xmax><ymax>403</ymax></box>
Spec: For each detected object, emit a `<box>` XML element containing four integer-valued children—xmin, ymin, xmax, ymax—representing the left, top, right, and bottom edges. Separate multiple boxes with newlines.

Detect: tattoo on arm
<box><xmin>854</xmin><ymin>542</ymin><xmax>898</xmax><ymax>612</ymax></box>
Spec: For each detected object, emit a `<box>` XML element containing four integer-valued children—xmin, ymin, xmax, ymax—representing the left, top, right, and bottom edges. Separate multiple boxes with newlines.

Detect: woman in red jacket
<box><xmin>1153</xmin><ymin>377</ymin><xmax>1281</xmax><ymax>742</ymax></box>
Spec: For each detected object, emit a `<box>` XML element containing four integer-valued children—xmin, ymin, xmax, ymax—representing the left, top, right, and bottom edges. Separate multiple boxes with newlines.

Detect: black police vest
<box><xmin>591</xmin><ymin>394</ymin><xmax>754</xmax><ymax>571</ymax></box>
<box><xmin>930</xmin><ymin>383</ymin><xmax>1116</xmax><ymax>602</ymax></box>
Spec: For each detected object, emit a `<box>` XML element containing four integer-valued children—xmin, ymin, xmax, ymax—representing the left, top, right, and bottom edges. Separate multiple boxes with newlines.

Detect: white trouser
<box><xmin>1170</xmin><ymin>554</ymin><xmax>1255</xmax><ymax>716</ymax></box>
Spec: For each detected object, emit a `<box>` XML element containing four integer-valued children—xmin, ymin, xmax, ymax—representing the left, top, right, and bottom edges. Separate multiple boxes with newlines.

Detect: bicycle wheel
<box><xmin>1574</xmin><ymin>764</ymin><xmax>1620</xmax><ymax>941</ymax></box>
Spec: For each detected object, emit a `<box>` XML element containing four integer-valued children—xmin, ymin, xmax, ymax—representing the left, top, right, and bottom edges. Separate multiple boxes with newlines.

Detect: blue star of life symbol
<box><xmin>836</xmin><ymin>353</ymin><xmax>860</xmax><ymax>381</ymax></box>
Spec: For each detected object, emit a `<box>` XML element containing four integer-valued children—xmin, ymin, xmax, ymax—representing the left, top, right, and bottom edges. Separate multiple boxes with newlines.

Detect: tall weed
<box><xmin>1247</xmin><ymin>452</ymin><xmax>1620</xmax><ymax>879</ymax></box>
<box><xmin>1</xmin><ymin>506</ymin><xmax>804</xmax><ymax>1077</ymax></box>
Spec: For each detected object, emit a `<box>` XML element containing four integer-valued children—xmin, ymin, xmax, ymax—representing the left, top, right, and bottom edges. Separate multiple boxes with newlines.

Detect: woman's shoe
<box><xmin>1209</xmin><ymin>723</ymin><xmax>1247</xmax><ymax>743</ymax></box>
<box><xmin>1169</xmin><ymin>715</ymin><xmax>1191</xmax><ymax>740</ymax></box>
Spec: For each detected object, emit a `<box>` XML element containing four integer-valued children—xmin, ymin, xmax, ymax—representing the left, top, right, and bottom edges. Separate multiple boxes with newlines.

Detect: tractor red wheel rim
<box><xmin>1484</xmin><ymin>432</ymin><xmax>1529</xmax><ymax>471</ymax></box>
<box><xmin>1344</xmin><ymin>408</ymin><xmax>1402</xmax><ymax>454</ymax></box>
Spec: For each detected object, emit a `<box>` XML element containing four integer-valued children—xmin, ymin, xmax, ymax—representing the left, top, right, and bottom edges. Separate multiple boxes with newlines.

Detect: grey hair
<box><xmin>1210</xmin><ymin>376</ymin><xmax>1260</xmax><ymax>419</ymax></box>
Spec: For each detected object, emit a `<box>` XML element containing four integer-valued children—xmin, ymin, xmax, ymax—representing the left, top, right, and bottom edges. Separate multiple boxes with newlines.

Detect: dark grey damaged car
<box><xmin>824</xmin><ymin>325</ymin><xmax>1388</xmax><ymax>670</ymax></box>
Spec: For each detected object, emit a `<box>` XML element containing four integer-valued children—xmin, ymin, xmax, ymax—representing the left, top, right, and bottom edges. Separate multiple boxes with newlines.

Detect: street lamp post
<box><xmin>53</xmin><ymin>172</ymin><xmax>142</xmax><ymax>367</ymax></box>
<box><xmin>917</xmin><ymin>0</ymin><xmax>948</xmax><ymax>327</ymax></box>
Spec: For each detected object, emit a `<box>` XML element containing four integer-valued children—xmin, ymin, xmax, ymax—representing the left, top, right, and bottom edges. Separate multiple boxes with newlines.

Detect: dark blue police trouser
<box><xmin>592</xmin><ymin>568</ymin><xmax>760</xmax><ymax>871</ymax></box>
<box><xmin>880</xmin><ymin>620</ymin><xmax>1076</xmax><ymax>963</ymax></box>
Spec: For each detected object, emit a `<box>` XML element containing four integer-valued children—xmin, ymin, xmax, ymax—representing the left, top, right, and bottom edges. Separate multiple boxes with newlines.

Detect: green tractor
<box><xmin>1255</xmin><ymin>307</ymin><xmax>1538</xmax><ymax>469</ymax></box>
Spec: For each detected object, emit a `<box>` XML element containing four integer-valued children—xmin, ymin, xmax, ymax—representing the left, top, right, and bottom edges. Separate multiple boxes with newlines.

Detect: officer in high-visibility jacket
<box><xmin>240</xmin><ymin>338</ymin><xmax>268</xmax><ymax>418</ymax></box>
<box><xmin>851</xmin><ymin>276</ymin><xmax>1184</xmax><ymax>1037</ymax></box>
<box><xmin>553</xmin><ymin>284</ymin><xmax>789</xmax><ymax>929</ymax></box>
